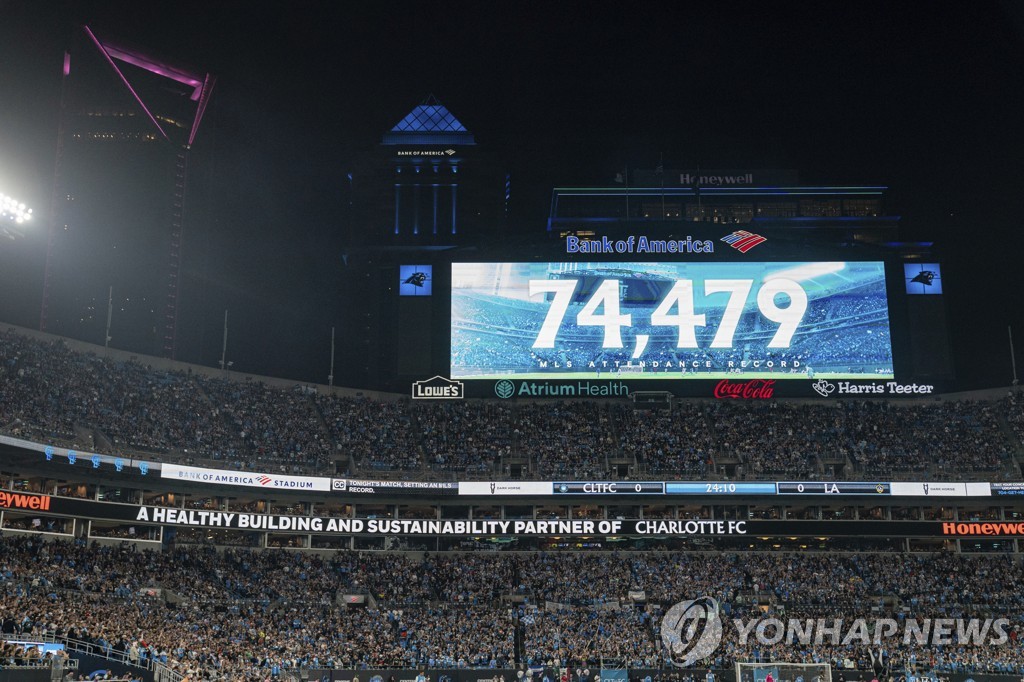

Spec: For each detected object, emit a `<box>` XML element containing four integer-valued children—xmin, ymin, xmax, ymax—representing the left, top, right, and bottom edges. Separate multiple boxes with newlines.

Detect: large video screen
<box><xmin>451</xmin><ymin>262</ymin><xmax>894</xmax><ymax>379</ymax></box>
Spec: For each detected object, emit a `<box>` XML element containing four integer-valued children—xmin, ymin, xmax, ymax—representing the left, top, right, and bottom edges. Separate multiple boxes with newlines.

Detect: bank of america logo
<box><xmin>721</xmin><ymin>230</ymin><xmax>767</xmax><ymax>253</ymax></box>
<box><xmin>257</xmin><ymin>475</ymin><xmax>273</xmax><ymax>486</ymax></box>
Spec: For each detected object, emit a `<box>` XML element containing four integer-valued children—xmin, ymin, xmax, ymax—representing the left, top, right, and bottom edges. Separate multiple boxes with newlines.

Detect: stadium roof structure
<box><xmin>546</xmin><ymin>182</ymin><xmax>901</xmax><ymax>239</ymax></box>
<box><xmin>381</xmin><ymin>94</ymin><xmax>475</xmax><ymax>146</ymax></box>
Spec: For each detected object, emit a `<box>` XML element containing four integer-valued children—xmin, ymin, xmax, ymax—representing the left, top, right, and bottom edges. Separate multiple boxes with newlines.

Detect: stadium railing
<box><xmin>153</xmin><ymin>661</ymin><xmax>184</xmax><ymax>682</ymax></box>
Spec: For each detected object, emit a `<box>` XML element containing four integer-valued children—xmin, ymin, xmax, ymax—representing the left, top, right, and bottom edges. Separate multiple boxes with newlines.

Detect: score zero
<box><xmin>529</xmin><ymin>278</ymin><xmax>807</xmax><ymax>350</ymax></box>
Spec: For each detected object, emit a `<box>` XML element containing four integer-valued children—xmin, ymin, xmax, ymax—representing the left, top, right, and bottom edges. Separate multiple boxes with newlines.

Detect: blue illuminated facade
<box><xmin>382</xmin><ymin>95</ymin><xmax>475</xmax><ymax>237</ymax></box>
<box><xmin>383</xmin><ymin>95</ymin><xmax>475</xmax><ymax>146</ymax></box>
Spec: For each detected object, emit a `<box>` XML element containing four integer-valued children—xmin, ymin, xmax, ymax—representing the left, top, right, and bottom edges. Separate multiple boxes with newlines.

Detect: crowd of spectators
<box><xmin>415</xmin><ymin>402</ymin><xmax>515</xmax><ymax>477</ymax></box>
<box><xmin>201</xmin><ymin>380</ymin><xmax>333</xmax><ymax>473</ymax></box>
<box><xmin>4</xmin><ymin>537</ymin><xmax>1024</xmax><ymax>677</ymax></box>
<box><xmin>618</xmin><ymin>403</ymin><xmax>714</xmax><ymax>476</ymax></box>
<box><xmin>0</xmin><ymin>637</ymin><xmax>71</xmax><ymax>667</ymax></box>
<box><xmin>1006</xmin><ymin>393</ymin><xmax>1024</xmax><ymax>451</ymax></box>
<box><xmin>710</xmin><ymin>402</ymin><xmax>833</xmax><ymax>476</ymax></box>
<box><xmin>0</xmin><ymin>328</ymin><xmax>1020</xmax><ymax>480</ymax></box>
<box><xmin>522</xmin><ymin>607</ymin><xmax>660</xmax><ymax>669</ymax></box>
<box><xmin>517</xmin><ymin>403</ymin><xmax>613</xmax><ymax>480</ymax></box>
<box><xmin>317</xmin><ymin>395</ymin><xmax>420</xmax><ymax>472</ymax></box>
<box><xmin>393</xmin><ymin>606</ymin><xmax>515</xmax><ymax>668</ymax></box>
<box><xmin>426</xmin><ymin>554</ymin><xmax>518</xmax><ymax>604</ymax></box>
<box><xmin>708</xmin><ymin>399</ymin><xmax>1011</xmax><ymax>479</ymax></box>
<box><xmin>845</xmin><ymin>401</ymin><xmax>1008</xmax><ymax>476</ymax></box>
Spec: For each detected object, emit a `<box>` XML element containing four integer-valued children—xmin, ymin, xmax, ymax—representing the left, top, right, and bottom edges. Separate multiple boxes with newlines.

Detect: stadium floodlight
<box><xmin>0</xmin><ymin>192</ymin><xmax>33</xmax><ymax>224</ymax></box>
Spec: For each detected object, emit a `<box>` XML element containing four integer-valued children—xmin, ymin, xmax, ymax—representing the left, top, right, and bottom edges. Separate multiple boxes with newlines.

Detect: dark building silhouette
<box><xmin>42</xmin><ymin>26</ymin><xmax>213</xmax><ymax>357</ymax></box>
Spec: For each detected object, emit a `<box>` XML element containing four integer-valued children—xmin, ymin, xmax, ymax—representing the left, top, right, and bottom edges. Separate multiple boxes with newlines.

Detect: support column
<box><xmin>432</xmin><ymin>185</ymin><xmax>439</xmax><ymax>235</ymax></box>
<box><xmin>451</xmin><ymin>183</ymin><xmax>458</xmax><ymax>235</ymax></box>
<box><xmin>394</xmin><ymin>184</ymin><xmax>401</xmax><ymax>235</ymax></box>
<box><xmin>413</xmin><ymin>184</ymin><xmax>420</xmax><ymax>235</ymax></box>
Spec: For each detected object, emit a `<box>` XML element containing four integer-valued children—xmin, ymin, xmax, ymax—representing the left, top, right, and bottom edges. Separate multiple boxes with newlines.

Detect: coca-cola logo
<box><xmin>713</xmin><ymin>379</ymin><xmax>775</xmax><ymax>400</ymax></box>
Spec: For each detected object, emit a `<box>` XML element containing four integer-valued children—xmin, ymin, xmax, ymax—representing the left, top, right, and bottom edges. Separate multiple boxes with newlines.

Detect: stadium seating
<box><xmin>0</xmin><ymin>328</ymin><xmax>1020</xmax><ymax>480</ymax></box>
<box><xmin>3</xmin><ymin>537</ymin><xmax>1024</xmax><ymax>676</ymax></box>
<box><xmin>4</xmin><ymin>329</ymin><xmax>1024</xmax><ymax>677</ymax></box>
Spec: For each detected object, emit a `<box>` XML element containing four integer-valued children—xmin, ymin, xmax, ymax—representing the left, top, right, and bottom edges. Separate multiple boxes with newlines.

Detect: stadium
<box><xmin>2</xmin><ymin>6</ymin><xmax>1024</xmax><ymax>682</ymax></box>
<box><xmin>2</xmin><ymin>326</ymin><xmax>1024</xmax><ymax>682</ymax></box>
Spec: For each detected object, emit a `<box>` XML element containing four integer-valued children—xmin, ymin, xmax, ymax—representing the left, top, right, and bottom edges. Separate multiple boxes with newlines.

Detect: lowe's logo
<box><xmin>412</xmin><ymin>376</ymin><xmax>465</xmax><ymax>400</ymax></box>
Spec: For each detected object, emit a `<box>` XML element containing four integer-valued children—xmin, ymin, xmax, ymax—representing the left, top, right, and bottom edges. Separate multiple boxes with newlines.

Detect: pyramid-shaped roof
<box><xmin>392</xmin><ymin>95</ymin><xmax>466</xmax><ymax>133</ymax></box>
<box><xmin>382</xmin><ymin>95</ymin><xmax>475</xmax><ymax>145</ymax></box>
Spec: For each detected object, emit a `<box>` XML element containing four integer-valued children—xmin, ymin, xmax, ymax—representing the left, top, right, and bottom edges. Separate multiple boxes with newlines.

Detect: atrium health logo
<box><xmin>494</xmin><ymin>380</ymin><xmax>515</xmax><ymax>399</ymax></box>
<box><xmin>660</xmin><ymin>596</ymin><xmax>723</xmax><ymax>667</ymax></box>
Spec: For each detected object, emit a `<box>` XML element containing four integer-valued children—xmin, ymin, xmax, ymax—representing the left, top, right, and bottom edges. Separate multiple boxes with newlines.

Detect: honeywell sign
<box><xmin>680</xmin><ymin>172</ymin><xmax>754</xmax><ymax>186</ymax></box>
<box><xmin>942</xmin><ymin>522</ymin><xmax>1024</xmax><ymax>537</ymax></box>
<box><xmin>0</xmin><ymin>491</ymin><xmax>52</xmax><ymax>511</ymax></box>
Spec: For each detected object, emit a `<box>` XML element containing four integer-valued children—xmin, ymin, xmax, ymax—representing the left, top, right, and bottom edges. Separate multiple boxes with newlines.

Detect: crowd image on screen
<box><xmin>451</xmin><ymin>283</ymin><xmax>893</xmax><ymax>378</ymax></box>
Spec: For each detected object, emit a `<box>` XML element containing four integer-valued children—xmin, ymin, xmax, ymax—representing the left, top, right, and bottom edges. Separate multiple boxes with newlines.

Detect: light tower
<box><xmin>0</xmin><ymin>192</ymin><xmax>33</xmax><ymax>240</ymax></box>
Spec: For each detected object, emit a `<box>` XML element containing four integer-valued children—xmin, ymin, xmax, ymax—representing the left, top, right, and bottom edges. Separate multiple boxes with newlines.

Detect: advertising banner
<box><xmin>160</xmin><ymin>463</ymin><xmax>331</xmax><ymax>492</ymax></box>
<box><xmin>14</xmin><ymin>494</ymin><xmax>1024</xmax><ymax>539</ymax></box>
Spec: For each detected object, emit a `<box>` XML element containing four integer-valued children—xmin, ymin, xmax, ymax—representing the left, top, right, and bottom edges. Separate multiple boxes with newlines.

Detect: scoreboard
<box><xmin>383</xmin><ymin>223</ymin><xmax>952</xmax><ymax>398</ymax></box>
<box><xmin>450</xmin><ymin>261</ymin><xmax>894</xmax><ymax>381</ymax></box>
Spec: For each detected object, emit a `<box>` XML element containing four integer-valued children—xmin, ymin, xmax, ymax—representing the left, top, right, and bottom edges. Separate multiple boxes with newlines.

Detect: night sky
<box><xmin>1</xmin><ymin>1</ymin><xmax>1023</xmax><ymax>389</ymax></box>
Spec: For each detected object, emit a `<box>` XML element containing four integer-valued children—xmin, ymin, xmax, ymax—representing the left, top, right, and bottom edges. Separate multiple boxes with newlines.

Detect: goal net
<box><xmin>735</xmin><ymin>662</ymin><xmax>831</xmax><ymax>682</ymax></box>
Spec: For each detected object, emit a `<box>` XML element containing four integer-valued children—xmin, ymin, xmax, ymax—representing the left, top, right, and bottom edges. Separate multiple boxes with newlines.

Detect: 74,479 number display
<box><xmin>529</xmin><ymin>277</ymin><xmax>807</xmax><ymax>356</ymax></box>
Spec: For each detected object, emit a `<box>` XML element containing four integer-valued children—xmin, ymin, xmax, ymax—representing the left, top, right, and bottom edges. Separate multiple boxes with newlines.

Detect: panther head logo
<box><xmin>911</xmin><ymin>271</ymin><xmax>936</xmax><ymax>286</ymax></box>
